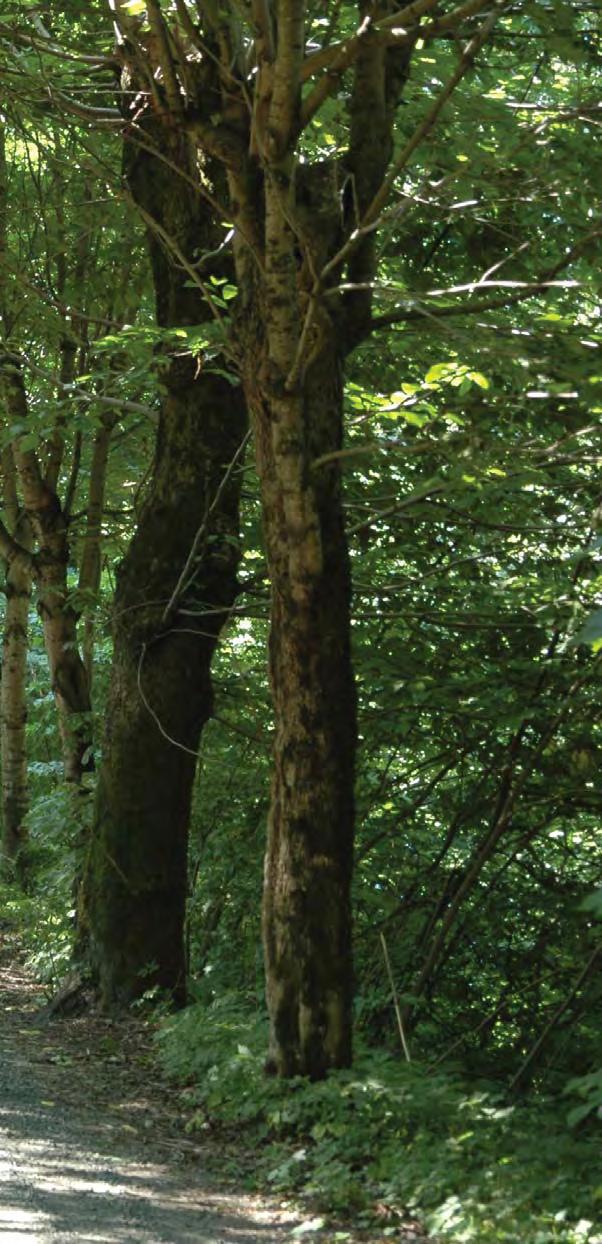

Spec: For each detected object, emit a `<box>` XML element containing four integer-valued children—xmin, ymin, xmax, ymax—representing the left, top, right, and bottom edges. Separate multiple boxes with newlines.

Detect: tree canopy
<box><xmin>0</xmin><ymin>0</ymin><xmax>601</xmax><ymax>1238</ymax></box>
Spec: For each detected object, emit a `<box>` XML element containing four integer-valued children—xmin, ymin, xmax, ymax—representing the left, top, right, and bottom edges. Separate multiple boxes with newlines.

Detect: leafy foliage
<box><xmin>0</xmin><ymin>0</ymin><xmax>600</xmax><ymax>1235</ymax></box>
<box><xmin>157</xmin><ymin>1000</ymin><xmax>602</xmax><ymax>1242</ymax></box>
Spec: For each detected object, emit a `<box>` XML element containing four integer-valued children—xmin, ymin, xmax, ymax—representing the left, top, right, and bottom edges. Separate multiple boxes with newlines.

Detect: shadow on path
<box><xmin>0</xmin><ymin>945</ymin><xmax>298</xmax><ymax>1243</ymax></box>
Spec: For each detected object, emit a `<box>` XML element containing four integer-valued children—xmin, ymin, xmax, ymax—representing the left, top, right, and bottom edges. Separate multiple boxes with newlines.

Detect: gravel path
<box><xmin>0</xmin><ymin>940</ymin><xmax>299</xmax><ymax>1243</ymax></box>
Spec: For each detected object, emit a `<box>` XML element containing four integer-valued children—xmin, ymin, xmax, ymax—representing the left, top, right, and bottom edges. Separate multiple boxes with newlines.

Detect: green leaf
<box><xmin>468</xmin><ymin>371</ymin><xmax>490</xmax><ymax>390</ymax></box>
<box><xmin>580</xmin><ymin>888</ymin><xmax>602</xmax><ymax>918</ymax></box>
<box><xmin>576</xmin><ymin>608</ymin><xmax>602</xmax><ymax>647</ymax></box>
<box><xmin>567</xmin><ymin>1102</ymin><xmax>596</xmax><ymax>1128</ymax></box>
<box><xmin>425</xmin><ymin>363</ymin><xmax>449</xmax><ymax>383</ymax></box>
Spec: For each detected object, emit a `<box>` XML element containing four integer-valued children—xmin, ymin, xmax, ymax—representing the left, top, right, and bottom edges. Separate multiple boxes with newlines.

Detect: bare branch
<box><xmin>301</xmin><ymin>0</ymin><xmax>439</xmax><ymax>82</ymax></box>
<box><xmin>126</xmin><ymin>196</ymin><xmax>234</xmax><ymax>350</ymax></box>
<box><xmin>423</xmin><ymin>0</ymin><xmax>496</xmax><ymax>39</ymax></box>
<box><xmin>368</xmin><ymin>226</ymin><xmax>602</xmax><ymax>333</ymax></box>
<box><xmin>2</xmin><ymin>348</ymin><xmax>158</xmax><ymax>419</ymax></box>
<box><xmin>44</xmin><ymin>88</ymin><xmax>123</xmax><ymax>128</ymax></box>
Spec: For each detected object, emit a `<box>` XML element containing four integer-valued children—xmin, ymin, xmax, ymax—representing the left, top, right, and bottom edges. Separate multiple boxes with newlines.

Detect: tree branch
<box><xmin>361</xmin><ymin>0</ymin><xmax>508</xmax><ymax>230</ymax></box>
<box><xmin>368</xmin><ymin>227</ymin><xmax>602</xmax><ymax>333</ymax></box>
<box><xmin>0</xmin><ymin>514</ymin><xmax>34</xmax><ymax>576</ymax></box>
<box><xmin>146</xmin><ymin>0</ymin><xmax>184</xmax><ymax>114</ymax></box>
<box><xmin>268</xmin><ymin>0</ymin><xmax>305</xmax><ymax>157</ymax></box>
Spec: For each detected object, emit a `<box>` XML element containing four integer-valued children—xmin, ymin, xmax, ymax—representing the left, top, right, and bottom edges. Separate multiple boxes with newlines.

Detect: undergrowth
<box><xmin>156</xmin><ymin>996</ymin><xmax>602</xmax><ymax>1244</ymax></box>
<box><xmin>0</xmin><ymin>784</ymin><xmax>81</xmax><ymax>989</ymax></box>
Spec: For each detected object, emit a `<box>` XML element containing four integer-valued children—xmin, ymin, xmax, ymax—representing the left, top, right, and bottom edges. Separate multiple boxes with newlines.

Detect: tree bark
<box><xmin>85</xmin><ymin>0</ymin><xmax>419</xmax><ymax>1068</ymax></box>
<box><xmin>234</xmin><ymin>154</ymin><xmax>357</xmax><ymax>1077</ymax></box>
<box><xmin>1</xmin><ymin>540</ymin><xmax>31</xmax><ymax>873</ymax></box>
<box><xmin>1</xmin><ymin>362</ymin><xmax>92</xmax><ymax>785</ymax></box>
<box><xmin>85</xmin><ymin>360</ymin><xmax>245</xmax><ymax>1006</ymax></box>
<box><xmin>255</xmin><ymin>348</ymin><xmax>357</xmax><ymax>1079</ymax></box>
<box><xmin>82</xmin><ymin>112</ymin><xmax>246</xmax><ymax>1007</ymax></box>
<box><xmin>0</xmin><ymin>449</ymin><xmax>32</xmax><ymax>878</ymax></box>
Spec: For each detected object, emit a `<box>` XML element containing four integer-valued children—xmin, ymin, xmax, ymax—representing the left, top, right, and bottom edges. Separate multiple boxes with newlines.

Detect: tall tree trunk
<box><xmin>253</xmin><ymin>343</ymin><xmax>357</xmax><ymax>1078</ymax></box>
<box><xmin>223</xmin><ymin>40</ymin><xmax>360</xmax><ymax>1077</ymax></box>
<box><xmin>238</xmin><ymin>9</ymin><xmax>411</xmax><ymax>1076</ymax></box>
<box><xmin>229</xmin><ymin>150</ymin><xmax>358</xmax><ymax>1076</ymax></box>
<box><xmin>1</xmin><ymin>535</ymin><xmax>31</xmax><ymax>874</ymax></box>
<box><xmin>82</xmin><ymin>115</ymin><xmax>246</xmax><ymax>1006</ymax></box>
<box><xmin>84</xmin><ymin>361</ymin><xmax>245</xmax><ymax>1006</ymax></box>
<box><xmin>0</xmin><ymin>447</ymin><xmax>32</xmax><ymax>878</ymax></box>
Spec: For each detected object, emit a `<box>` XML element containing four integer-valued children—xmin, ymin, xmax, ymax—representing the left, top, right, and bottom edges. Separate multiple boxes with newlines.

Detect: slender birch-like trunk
<box><xmin>1</xmin><ymin>363</ymin><xmax>92</xmax><ymax>784</ymax></box>
<box><xmin>1</xmin><ymin>543</ymin><xmax>31</xmax><ymax>872</ymax></box>
<box><xmin>78</xmin><ymin>412</ymin><xmax>117</xmax><ymax>689</ymax></box>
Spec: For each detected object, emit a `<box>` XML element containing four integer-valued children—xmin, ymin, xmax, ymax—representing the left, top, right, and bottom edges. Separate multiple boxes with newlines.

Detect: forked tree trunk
<box><xmin>233</xmin><ymin>165</ymin><xmax>357</xmax><ymax>1067</ymax></box>
<box><xmin>82</xmin><ymin>116</ymin><xmax>246</xmax><ymax>1006</ymax></box>
<box><xmin>224</xmin><ymin>74</ymin><xmax>360</xmax><ymax>1077</ymax></box>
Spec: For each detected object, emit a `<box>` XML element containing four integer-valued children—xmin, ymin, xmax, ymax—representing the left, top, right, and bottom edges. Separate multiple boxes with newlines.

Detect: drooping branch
<box><xmin>1</xmin><ymin>347</ymin><xmax>157</xmax><ymax>419</ymax></box>
<box><xmin>405</xmin><ymin>656</ymin><xmax>602</xmax><ymax>1018</ymax></box>
<box><xmin>367</xmin><ymin>225</ymin><xmax>602</xmax><ymax>335</ymax></box>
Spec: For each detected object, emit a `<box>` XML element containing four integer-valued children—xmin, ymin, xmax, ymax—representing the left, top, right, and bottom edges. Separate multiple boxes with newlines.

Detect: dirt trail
<box><xmin>0</xmin><ymin>939</ymin><xmax>301</xmax><ymax>1243</ymax></box>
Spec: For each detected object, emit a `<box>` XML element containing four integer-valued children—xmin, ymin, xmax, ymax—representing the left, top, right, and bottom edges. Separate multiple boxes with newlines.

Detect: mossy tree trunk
<box><xmin>228</xmin><ymin>99</ymin><xmax>358</xmax><ymax>1078</ymax></box>
<box><xmin>82</xmin><ymin>111</ymin><xmax>246</xmax><ymax>1006</ymax></box>
<box><xmin>252</xmin><ymin>343</ymin><xmax>357</xmax><ymax>1079</ymax></box>
<box><xmin>0</xmin><ymin>448</ymin><xmax>32</xmax><ymax>879</ymax></box>
<box><xmin>94</xmin><ymin>0</ymin><xmax>420</xmax><ymax>1065</ymax></box>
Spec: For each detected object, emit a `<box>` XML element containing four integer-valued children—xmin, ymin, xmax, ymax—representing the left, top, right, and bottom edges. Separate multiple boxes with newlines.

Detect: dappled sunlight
<box><xmin>0</xmin><ymin>1122</ymin><xmax>297</xmax><ymax>1241</ymax></box>
<box><xmin>0</xmin><ymin>0</ymin><xmax>599</xmax><ymax>1239</ymax></box>
<box><xmin>0</xmin><ymin>960</ymin><xmax>297</xmax><ymax>1243</ymax></box>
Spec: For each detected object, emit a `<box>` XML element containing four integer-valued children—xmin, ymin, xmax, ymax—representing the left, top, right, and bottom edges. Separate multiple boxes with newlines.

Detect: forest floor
<box><xmin>0</xmin><ymin>933</ymin><xmax>427</xmax><ymax>1243</ymax></box>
